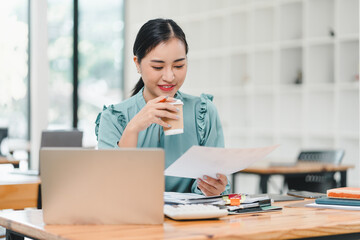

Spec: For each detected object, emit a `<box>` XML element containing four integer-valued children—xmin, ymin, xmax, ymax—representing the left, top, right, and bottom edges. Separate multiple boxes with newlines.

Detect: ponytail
<box><xmin>131</xmin><ymin>78</ymin><xmax>144</xmax><ymax>96</ymax></box>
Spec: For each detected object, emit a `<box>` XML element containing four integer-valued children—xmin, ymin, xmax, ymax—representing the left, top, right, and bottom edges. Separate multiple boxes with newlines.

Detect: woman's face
<box><xmin>134</xmin><ymin>38</ymin><xmax>187</xmax><ymax>102</ymax></box>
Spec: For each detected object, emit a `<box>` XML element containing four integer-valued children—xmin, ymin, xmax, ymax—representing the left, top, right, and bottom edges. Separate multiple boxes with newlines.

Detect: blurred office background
<box><xmin>0</xmin><ymin>0</ymin><xmax>359</xmax><ymax>193</ymax></box>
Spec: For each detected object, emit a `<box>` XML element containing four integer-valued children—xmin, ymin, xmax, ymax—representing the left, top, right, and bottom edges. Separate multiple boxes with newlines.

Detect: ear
<box><xmin>134</xmin><ymin>56</ymin><xmax>141</xmax><ymax>73</ymax></box>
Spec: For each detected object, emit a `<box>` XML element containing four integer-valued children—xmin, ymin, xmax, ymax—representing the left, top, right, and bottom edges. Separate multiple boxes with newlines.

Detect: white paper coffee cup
<box><xmin>163</xmin><ymin>99</ymin><xmax>184</xmax><ymax>136</ymax></box>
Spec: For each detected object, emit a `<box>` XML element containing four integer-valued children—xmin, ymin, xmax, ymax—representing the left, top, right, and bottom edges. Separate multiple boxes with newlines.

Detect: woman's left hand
<box><xmin>197</xmin><ymin>174</ymin><xmax>227</xmax><ymax>196</ymax></box>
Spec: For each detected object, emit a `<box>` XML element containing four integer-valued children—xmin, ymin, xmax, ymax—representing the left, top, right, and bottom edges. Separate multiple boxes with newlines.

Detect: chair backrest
<box><xmin>285</xmin><ymin>150</ymin><xmax>346</xmax><ymax>193</ymax></box>
<box><xmin>297</xmin><ymin>150</ymin><xmax>345</xmax><ymax>165</ymax></box>
<box><xmin>0</xmin><ymin>128</ymin><xmax>8</xmax><ymax>156</ymax></box>
<box><xmin>41</xmin><ymin>130</ymin><xmax>83</xmax><ymax>148</ymax></box>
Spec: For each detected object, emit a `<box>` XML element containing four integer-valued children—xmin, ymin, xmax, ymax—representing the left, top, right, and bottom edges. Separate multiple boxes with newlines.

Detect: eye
<box><xmin>174</xmin><ymin>65</ymin><xmax>185</xmax><ymax>69</ymax></box>
<box><xmin>152</xmin><ymin>66</ymin><xmax>163</xmax><ymax>70</ymax></box>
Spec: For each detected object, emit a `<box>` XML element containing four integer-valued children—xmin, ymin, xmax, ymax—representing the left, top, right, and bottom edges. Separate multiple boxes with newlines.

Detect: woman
<box><xmin>95</xmin><ymin>18</ymin><xmax>230</xmax><ymax>196</ymax></box>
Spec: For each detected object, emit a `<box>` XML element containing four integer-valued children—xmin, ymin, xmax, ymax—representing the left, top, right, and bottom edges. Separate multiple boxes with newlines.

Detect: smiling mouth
<box><xmin>158</xmin><ymin>85</ymin><xmax>175</xmax><ymax>91</ymax></box>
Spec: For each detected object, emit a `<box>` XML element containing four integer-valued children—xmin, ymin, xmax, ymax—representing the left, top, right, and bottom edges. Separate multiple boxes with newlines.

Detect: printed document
<box><xmin>165</xmin><ymin>145</ymin><xmax>279</xmax><ymax>179</ymax></box>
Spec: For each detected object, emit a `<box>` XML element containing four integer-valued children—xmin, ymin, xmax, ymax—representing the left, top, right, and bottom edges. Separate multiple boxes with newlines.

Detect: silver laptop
<box><xmin>40</xmin><ymin>148</ymin><xmax>164</xmax><ymax>225</ymax></box>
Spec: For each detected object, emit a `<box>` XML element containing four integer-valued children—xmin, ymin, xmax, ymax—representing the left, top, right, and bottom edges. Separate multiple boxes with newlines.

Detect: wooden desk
<box><xmin>235</xmin><ymin>163</ymin><xmax>354</xmax><ymax>193</ymax></box>
<box><xmin>0</xmin><ymin>173</ymin><xmax>40</xmax><ymax>210</ymax></box>
<box><xmin>0</xmin><ymin>156</ymin><xmax>20</xmax><ymax>168</ymax></box>
<box><xmin>1</xmin><ymin>201</ymin><xmax>360</xmax><ymax>240</ymax></box>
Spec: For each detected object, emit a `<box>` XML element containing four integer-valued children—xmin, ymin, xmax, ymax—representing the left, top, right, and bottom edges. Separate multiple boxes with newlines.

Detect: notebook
<box><xmin>315</xmin><ymin>197</ymin><xmax>360</xmax><ymax>206</ymax></box>
<box><xmin>40</xmin><ymin>148</ymin><xmax>164</xmax><ymax>224</ymax></box>
<box><xmin>327</xmin><ymin>187</ymin><xmax>360</xmax><ymax>200</ymax></box>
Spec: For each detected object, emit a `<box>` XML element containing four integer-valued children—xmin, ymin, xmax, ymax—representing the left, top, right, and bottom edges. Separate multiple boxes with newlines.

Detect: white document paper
<box><xmin>164</xmin><ymin>145</ymin><xmax>279</xmax><ymax>179</ymax></box>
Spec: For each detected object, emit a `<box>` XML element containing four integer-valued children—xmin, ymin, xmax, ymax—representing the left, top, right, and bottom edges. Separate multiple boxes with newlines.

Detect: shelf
<box><xmin>339</xmin><ymin>132</ymin><xmax>359</xmax><ymax>140</ymax></box>
<box><xmin>251</xmin><ymin>94</ymin><xmax>274</xmax><ymax>130</ymax></box>
<box><xmin>305</xmin><ymin>91</ymin><xmax>335</xmax><ymax>133</ymax></box>
<box><xmin>251</xmin><ymin>0</ymin><xmax>275</xmax><ymax>9</ymax></box>
<box><xmin>222</xmin><ymin>0</ymin><xmax>249</xmax><ymax>8</ymax></box>
<box><xmin>207</xmin><ymin>16</ymin><xmax>225</xmax><ymax>49</ymax></box>
<box><xmin>252</xmin><ymin>129</ymin><xmax>274</xmax><ymax>137</ymax></box>
<box><xmin>306</xmin><ymin>0</ymin><xmax>335</xmax><ymax>39</ymax></box>
<box><xmin>278</xmin><ymin>92</ymin><xmax>302</xmax><ymax>132</ymax></box>
<box><xmin>337</xmin><ymin>0</ymin><xmax>359</xmax><ymax>36</ymax></box>
<box><xmin>252</xmin><ymin>85</ymin><xmax>274</xmax><ymax>94</ymax></box>
<box><xmin>253</xmin><ymin>7</ymin><xmax>275</xmax><ymax>43</ymax></box>
<box><xmin>228</xmin><ymin>12</ymin><xmax>248</xmax><ymax>46</ymax></box>
<box><xmin>306</xmin><ymin>44</ymin><xmax>334</xmax><ymax>84</ymax></box>
<box><xmin>207</xmin><ymin>56</ymin><xmax>225</xmax><ymax>89</ymax></box>
<box><xmin>181</xmin><ymin>20</ymin><xmax>207</xmax><ymax>51</ymax></box>
<box><xmin>338</xmin><ymin>34</ymin><xmax>359</xmax><ymax>42</ymax></box>
<box><xmin>336</xmin><ymin>138</ymin><xmax>359</xmax><ymax>163</ymax></box>
<box><xmin>338</xmin><ymin>40</ymin><xmax>359</xmax><ymax>84</ymax></box>
<box><xmin>253</xmin><ymin>50</ymin><xmax>274</xmax><ymax>85</ymax></box>
<box><xmin>278</xmin><ymin>84</ymin><xmax>303</xmax><ymax>93</ymax></box>
<box><xmin>338</xmin><ymin>90</ymin><xmax>359</xmax><ymax>134</ymax></box>
<box><xmin>306</xmin><ymin>37</ymin><xmax>334</xmax><ymax>46</ymax></box>
<box><xmin>337</xmin><ymin>83</ymin><xmax>359</xmax><ymax>90</ymax></box>
<box><xmin>279</xmin><ymin>39</ymin><xmax>303</xmax><ymax>49</ymax></box>
<box><xmin>304</xmin><ymin>136</ymin><xmax>335</xmax><ymax>149</ymax></box>
<box><xmin>252</xmin><ymin>43</ymin><xmax>274</xmax><ymax>52</ymax></box>
<box><xmin>278</xmin><ymin>130</ymin><xmax>303</xmax><ymax>138</ymax></box>
<box><xmin>279</xmin><ymin>0</ymin><xmax>302</xmax><ymax>4</ymax></box>
<box><xmin>185</xmin><ymin>58</ymin><xmax>206</xmax><ymax>90</ymax></box>
<box><xmin>279</xmin><ymin>1</ymin><xmax>303</xmax><ymax>41</ymax></box>
<box><xmin>280</xmin><ymin>47</ymin><xmax>302</xmax><ymax>84</ymax></box>
<box><xmin>229</xmin><ymin>95</ymin><xmax>248</xmax><ymax>130</ymax></box>
<box><xmin>250</xmin><ymin>135</ymin><xmax>276</xmax><ymax>149</ymax></box>
<box><xmin>230</xmin><ymin>53</ymin><xmax>249</xmax><ymax>87</ymax></box>
<box><xmin>304</xmin><ymin>83</ymin><xmax>334</xmax><ymax>91</ymax></box>
<box><xmin>275</xmin><ymin>136</ymin><xmax>302</xmax><ymax>160</ymax></box>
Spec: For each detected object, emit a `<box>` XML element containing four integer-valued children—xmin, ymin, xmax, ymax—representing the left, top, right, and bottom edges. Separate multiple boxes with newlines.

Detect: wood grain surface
<box><xmin>1</xmin><ymin>201</ymin><xmax>360</xmax><ymax>240</ymax></box>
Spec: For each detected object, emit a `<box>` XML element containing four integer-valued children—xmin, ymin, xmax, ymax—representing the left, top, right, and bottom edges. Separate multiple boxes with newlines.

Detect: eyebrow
<box><xmin>150</xmin><ymin>58</ymin><xmax>186</xmax><ymax>63</ymax></box>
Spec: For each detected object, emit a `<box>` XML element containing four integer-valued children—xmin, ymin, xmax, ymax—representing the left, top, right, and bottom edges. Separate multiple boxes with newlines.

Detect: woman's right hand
<box><xmin>126</xmin><ymin>96</ymin><xmax>180</xmax><ymax>134</ymax></box>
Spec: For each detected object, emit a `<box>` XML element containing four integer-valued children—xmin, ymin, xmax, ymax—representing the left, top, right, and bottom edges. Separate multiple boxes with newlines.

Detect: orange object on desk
<box><xmin>230</xmin><ymin>198</ymin><xmax>240</xmax><ymax>206</ymax></box>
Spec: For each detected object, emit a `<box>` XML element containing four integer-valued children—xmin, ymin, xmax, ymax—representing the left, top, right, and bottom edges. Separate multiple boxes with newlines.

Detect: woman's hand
<box><xmin>197</xmin><ymin>174</ymin><xmax>227</xmax><ymax>196</ymax></box>
<box><xmin>126</xmin><ymin>96</ymin><xmax>179</xmax><ymax>134</ymax></box>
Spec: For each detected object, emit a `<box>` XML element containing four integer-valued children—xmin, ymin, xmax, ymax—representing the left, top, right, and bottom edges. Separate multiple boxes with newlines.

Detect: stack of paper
<box><xmin>164</xmin><ymin>192</ymin><xmax>282</xmax><ymax>214</ymax></box>
<box><xmin>164</xmin><ymin>192</ymin><xmax>225</xmax><ymax>205</ymax></box>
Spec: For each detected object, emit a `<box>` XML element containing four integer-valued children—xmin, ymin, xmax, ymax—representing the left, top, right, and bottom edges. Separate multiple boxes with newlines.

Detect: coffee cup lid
<box><xmin>170</xmin><ymin>99</ymin><xmax>183</xmax><ymax>105</ymax></box>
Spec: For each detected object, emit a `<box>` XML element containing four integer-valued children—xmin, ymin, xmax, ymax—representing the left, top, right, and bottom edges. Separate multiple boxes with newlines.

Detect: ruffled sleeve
<box><xmin>195</xmin><ymin>94</ymin><xmax>224</xmax><ymax>147</ymax></box>
<box><xmin>95</xmin><ymin>104</ymin><xmax>128</xmax><ymax>149</ymax></box>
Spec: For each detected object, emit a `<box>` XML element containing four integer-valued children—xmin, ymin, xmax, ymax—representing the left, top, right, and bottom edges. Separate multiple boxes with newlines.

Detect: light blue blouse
<box><xmin>95</xmin><ymin>88</ymin><xmax>230</xmax><ymax>195</ymax></box>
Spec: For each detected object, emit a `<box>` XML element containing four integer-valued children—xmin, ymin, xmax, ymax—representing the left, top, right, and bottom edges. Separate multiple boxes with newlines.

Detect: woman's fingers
<box><xmin>197</xmin><ymin>174</ymin><xmax>228</xmax><ymax>196</ymax></box>
<box><xmin>154</xmin><ymin>102</ymin><xmax>179</xmax><ymax>113</ymax></box>
<box><xmin>130</xmin><ymin>96</ymin><xmax>179</xmax><ymax>132</ymax></box>
<box><xmin>216</xmin><ymin>174</ymin><xmax>228</xmax><ymax>185</ymax></box>
<box><xmin>197</xmin><ymin>179</ymin><xmax>218</xmax><ymax>196</ymax></box>
<box><xmin>153</xmin><ymin>116</ymin><xmax>172</xmax><ymax>129</ymax></box>
<box><xmin>202</xmin><ymin>175</ymin><xmax>224</xmax><ymax>190</ymax></box>
<box><xmin>155</xmin><ymin>109</ymin><xmax>179</xmax><ymax>120</ymax></box>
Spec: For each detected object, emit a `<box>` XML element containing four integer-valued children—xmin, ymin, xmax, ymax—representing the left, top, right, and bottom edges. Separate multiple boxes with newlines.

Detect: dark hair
<box><xmin>131</xmin><ymin>18</ymin><xmax>189</xmax><ymax>96</ymax></box>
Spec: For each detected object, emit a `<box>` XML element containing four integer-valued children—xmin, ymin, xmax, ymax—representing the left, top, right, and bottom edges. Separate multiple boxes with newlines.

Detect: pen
<box><xmin>159</xmin><ymin>96</ymin><xmax>168</xmax><ymax>102</ymax></box>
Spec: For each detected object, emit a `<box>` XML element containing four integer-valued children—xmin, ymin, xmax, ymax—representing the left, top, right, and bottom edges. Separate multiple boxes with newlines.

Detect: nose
<box><xmin>162</xmin><ymin>67</ymin><xmax>175</xmax><ymax>82</ymax></box>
